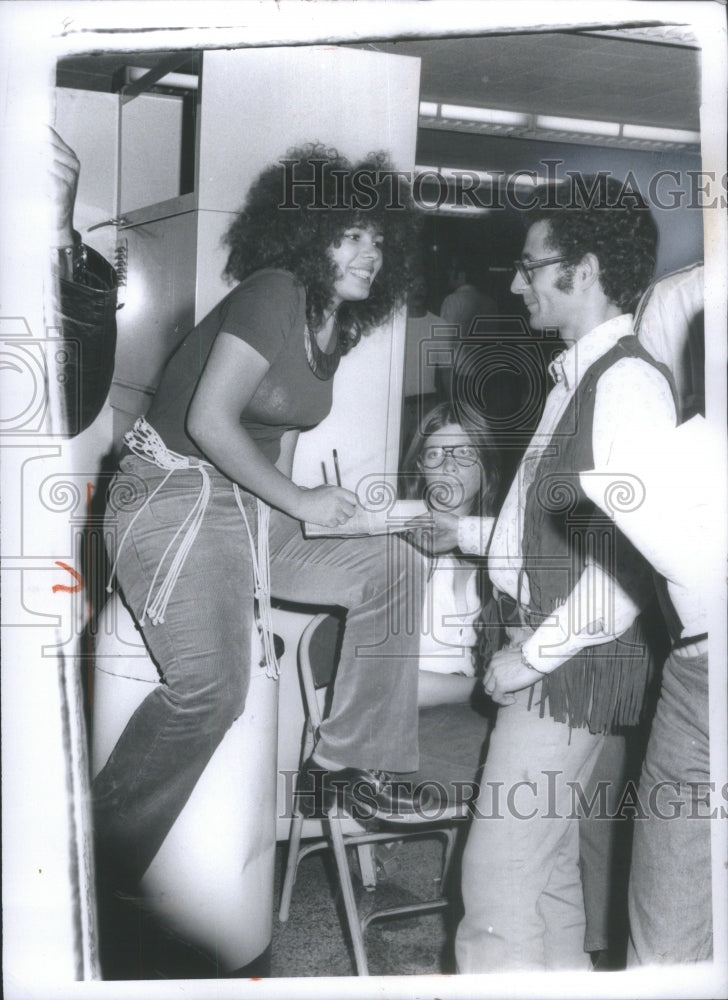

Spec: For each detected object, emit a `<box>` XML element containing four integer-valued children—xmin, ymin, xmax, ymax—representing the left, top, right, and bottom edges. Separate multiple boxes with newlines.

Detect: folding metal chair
<box><xmin>279</xmin><ymin>613</ymin><xmax>461</xmax><ymax>976</ymax></box>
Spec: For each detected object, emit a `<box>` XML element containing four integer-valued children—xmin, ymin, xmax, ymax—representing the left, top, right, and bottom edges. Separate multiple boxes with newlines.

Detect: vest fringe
<box><xmin>540</xmin><ymin>624</ymin><xmax>651</xmax><ymax>733</ymax></box>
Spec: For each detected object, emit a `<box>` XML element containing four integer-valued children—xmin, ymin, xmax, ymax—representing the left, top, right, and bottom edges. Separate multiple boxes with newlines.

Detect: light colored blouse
<box><xmin>418</xmin><ymin>555</ymin><xmax>480</xmax><ymax>676</ymax></box>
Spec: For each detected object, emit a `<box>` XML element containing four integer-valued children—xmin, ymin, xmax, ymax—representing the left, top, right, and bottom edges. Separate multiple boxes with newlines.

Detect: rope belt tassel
<box><xmin>234</xmin><ymin>486</ymin><xmax>280</xmax><ymax>679</ymax></box>
<box><xmin>107</xmin><ymin>416</ymin><xmax>280</xmax><ymax>679</ymax></box>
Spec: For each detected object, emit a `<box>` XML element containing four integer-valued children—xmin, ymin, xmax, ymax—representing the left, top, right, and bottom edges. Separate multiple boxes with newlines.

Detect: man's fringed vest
<box><xmin>522</xmin><ymin>335</ymin><xmax>676</xmax><ymax>733</ymax></box>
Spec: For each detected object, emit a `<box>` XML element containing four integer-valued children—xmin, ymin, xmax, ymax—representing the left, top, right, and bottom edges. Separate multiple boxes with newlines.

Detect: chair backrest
<box><xmin>297</xmin><ymin>613</ymin><xmax>344</xmax><ymax>731</ymax></box>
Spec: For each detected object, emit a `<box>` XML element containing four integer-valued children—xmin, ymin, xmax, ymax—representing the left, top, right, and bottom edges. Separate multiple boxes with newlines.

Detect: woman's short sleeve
<box><xmin>218</xmin><ymin>269</ymin><xmax>304</xmax><ymax>365</ymax></box>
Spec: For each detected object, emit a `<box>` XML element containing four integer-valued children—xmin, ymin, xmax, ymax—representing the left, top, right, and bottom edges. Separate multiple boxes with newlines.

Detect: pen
<box><xmin>321</xmin><ymin>460</ymin><xmax>328</xmax><ymax>484</ymax></box>
<box><xmin>333</xmin><ymin>449</ymin><xmax>342</xmax><ymax>487</ymax></box>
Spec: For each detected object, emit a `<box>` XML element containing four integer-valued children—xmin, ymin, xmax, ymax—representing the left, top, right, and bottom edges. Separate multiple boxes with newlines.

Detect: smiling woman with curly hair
<box><xmin>223</xmin><ymin>142</ymin><xmax>421</xmax><ymax>350</ymax></box>
<box><xmin>94</xmin><ymin>143</ymin><xmax>437</xmax><ymax>956</ymax></box>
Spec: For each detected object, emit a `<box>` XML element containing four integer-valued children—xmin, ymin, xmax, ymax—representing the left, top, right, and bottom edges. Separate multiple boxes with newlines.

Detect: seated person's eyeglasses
<box><xmin>514</xmin><ymin>255</ymin><xmax>568</xmax><ymax>285</ymax></box>
<box><xmin>420</xmin><ymin>445</ymin><xmax>479</xmax><ymax>469</ymax></box>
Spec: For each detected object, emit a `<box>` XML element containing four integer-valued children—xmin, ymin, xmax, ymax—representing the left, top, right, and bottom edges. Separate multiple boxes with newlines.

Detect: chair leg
<box><xmin>328</xmin><ymin>816</ymin><xmax>369</xmax><ymax>976</ymax></box>
<box><xmin>356</xmin><ymin>845</ymin><xmax>378</xmax><ymax>891</ymax></box>
<box><xmin>279</xmin><ymin>811</ymin><xmax>304</xmax><ymax>922</ymax></box>
<box><xmin>440</xmin><ymin>828</ymin><xmax>458</xmax><ymax>890</ymax></box>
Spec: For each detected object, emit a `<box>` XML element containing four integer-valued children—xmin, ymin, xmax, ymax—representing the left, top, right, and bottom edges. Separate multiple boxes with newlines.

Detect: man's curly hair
<box><xmin>526</xmin><ymin>175</ymin><xmax>658</xmax><ymax>312</ymax></box>
<box><xmin>222</xmin><ymin>143</ymin><xmax>421</xmax><ymax>352</ymax></box>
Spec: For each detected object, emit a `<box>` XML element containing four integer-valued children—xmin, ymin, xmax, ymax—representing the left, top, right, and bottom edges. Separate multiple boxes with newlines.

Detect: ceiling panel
<box><xmin>56</xmin><ymin>29</ymin><xmax>701</xmax><ymax>132</ymax></box>
<box><xmin>362</xmin><ymin>31</ymin><xmax>700</xmax><ymax>131</ymax></box>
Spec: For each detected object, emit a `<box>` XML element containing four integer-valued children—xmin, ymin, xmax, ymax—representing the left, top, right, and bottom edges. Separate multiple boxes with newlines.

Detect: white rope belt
<box><xmin>107</xmin><ymin>416</ymin><xmax>280</xmax><ymax>679</ymax></box>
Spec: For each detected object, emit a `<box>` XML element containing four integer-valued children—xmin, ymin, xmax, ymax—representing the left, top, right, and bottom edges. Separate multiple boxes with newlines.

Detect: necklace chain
<box><xmin>304</xmin><ymin>322</ymin><xmax>341</xmax><ymax>381</ymax></box>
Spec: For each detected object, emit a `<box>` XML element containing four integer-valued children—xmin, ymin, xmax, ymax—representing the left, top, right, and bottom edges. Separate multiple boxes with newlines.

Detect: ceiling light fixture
<box><xmin>535</xmin><ymin>115</ymin><xmax>621</xmax><ymax>137</ymax></box>
<box><xmin>438</xmin><ymin>103</ymin><xmax>530</xmax><ymax>127</ymax></box>
<box><xmin>417</xmin><ymin>102</ymin><xmax>700</xmax><ymax>151</ymax></box>
<box><xmin>438</xmin><ymin>166</ymin><xmax>499</xmax><ymax>185</ymax></box>
<box><xmin>414</xmin><ymin>165</ymin><xmax>499</xmax><ymax>185</ymax></box>
<box><xmin>622</xmin><ymin>124</ymin><xmax>701</xmax><ymax>144</ymax></box>
<box><xmin>508</xmin><ymin>174</ymin><xmax>566</xmax><ymax>189</ymax></box>
<box><xmin>436</xmin><ymin>204</ymin><xmax>491</xmax><ymax>216</ymax></box>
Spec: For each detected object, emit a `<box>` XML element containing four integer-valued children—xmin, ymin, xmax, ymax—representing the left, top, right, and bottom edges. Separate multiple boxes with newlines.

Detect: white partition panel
<box><xmin>92</xmin><ymin>595</ymin><xmax>278</xmax><ymax>971</ymax></box>
<box><xmin>197</xmin><ymin>46</ymin><xmax>421</xmax><ymax>481</ymax></box>
<box><xmin>197</xmin><ymin>47</ymin><xmax>421</xmax><ymax>213</ymax></box>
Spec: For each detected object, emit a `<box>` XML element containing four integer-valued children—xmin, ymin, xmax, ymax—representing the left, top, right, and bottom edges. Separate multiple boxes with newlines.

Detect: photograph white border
<box><xmin>1</xmin><ymin>3</ymin><xmax>726</xmax><ymax>999</ymax></box>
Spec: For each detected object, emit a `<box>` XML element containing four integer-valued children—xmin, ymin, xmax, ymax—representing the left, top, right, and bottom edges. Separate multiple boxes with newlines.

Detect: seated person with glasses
<box><xmin>402</xmin><ymin>402</ymin><xmax>501</xmax><ymax>708</ymax></box>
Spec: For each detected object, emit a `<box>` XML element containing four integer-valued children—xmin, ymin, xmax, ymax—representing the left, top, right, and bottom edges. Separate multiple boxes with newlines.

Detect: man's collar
<box><xmin>548</xmin><ymin>314</ymin><xmax>633</xmax><ymax>390</ymax></box>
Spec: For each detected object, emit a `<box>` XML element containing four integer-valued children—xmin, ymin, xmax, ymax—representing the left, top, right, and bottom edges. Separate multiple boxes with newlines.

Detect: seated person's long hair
<box><xmin>222</xmin><ymin>142</ymin><xmax>421</xmax><ymax>352</ymax></box>
<box><xmin>401</xmin><ymin>401</ymin><xmax>503</xmax><ymax>673</ymax></box>
<box><xmin>401</xmin><ymin>401</ymin><xmax>499</xmax><ymax>517</ymax></box>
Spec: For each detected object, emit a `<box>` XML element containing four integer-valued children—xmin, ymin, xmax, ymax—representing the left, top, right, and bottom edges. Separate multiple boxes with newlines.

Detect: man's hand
<box><xmin>483</xmin><ymin>646</ymin><xmax>541</xmax><ymax>706</ymax></box>
<box><xmin>406</xmin><ymin>511</ymin><xmax>460</xmax><ymax>555</ymax></box>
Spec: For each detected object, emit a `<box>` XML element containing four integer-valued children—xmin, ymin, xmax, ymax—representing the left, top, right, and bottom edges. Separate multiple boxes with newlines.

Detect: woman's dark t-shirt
<box><xmin>146</xmin><ymin>269</ymin><xmax>335</xmax><ymax>463</ymax></box>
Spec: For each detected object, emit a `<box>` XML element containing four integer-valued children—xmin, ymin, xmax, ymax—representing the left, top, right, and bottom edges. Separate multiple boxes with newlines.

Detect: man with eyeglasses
<box><xmin>442</xmin><ymin>176</ymin><xmax>679</xmax><ymax>972</ymax></box>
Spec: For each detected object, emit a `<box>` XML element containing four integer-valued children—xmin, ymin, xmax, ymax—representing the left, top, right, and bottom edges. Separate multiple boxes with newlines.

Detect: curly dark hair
<box><xmin>526</xmin><ymin>175</ymin><xmax>658</xmax><ymax>312</ymax></box>
<box><xmin>222</xmin><ymin>143</ymin><xmax>422</xmax><ymax>352</ymax></box>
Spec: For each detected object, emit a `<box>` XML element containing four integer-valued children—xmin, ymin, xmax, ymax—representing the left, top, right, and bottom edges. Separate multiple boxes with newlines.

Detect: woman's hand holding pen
<box><xmin>296</xmin><ymin>445</ymin><xmax>358</xmax><ymax>527</ymax></box>
<box><xmin>295</xmin><ymin>485</ymin><xmax>359</xmax><ymax>527</ymax></box>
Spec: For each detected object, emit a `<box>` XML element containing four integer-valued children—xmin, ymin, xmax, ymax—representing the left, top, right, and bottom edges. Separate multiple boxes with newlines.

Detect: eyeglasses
<box><xmin>514</xmin><ymin>255</ymin><xmax>568</xmax><ymax>285</ymax></box>
<box><xmin>420</xmin><ymin>445</ymin><xmax>479</xmax><ymax>469</ymax></box>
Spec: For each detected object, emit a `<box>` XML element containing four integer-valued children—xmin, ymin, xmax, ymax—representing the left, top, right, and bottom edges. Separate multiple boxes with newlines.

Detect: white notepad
<box><xmin>303</xmin><ymin>499</ymin><xmax>430</xmax><ymax>538</ymax></box>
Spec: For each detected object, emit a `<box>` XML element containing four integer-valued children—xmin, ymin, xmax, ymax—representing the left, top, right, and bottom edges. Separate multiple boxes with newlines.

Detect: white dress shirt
<box><xmin>580</xmin><ymin>415</ymin><xmax>712</xmax><ymax>640</ymax></box>
<box><xmin>458</xmin><ymin>314</ymin><xmax>677</xmax><ymax>673</ymax></box>
<box><xmin>636</xmin><ymin>262</ymin><xmax>704</xmax><ymax>418</ymax></box>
